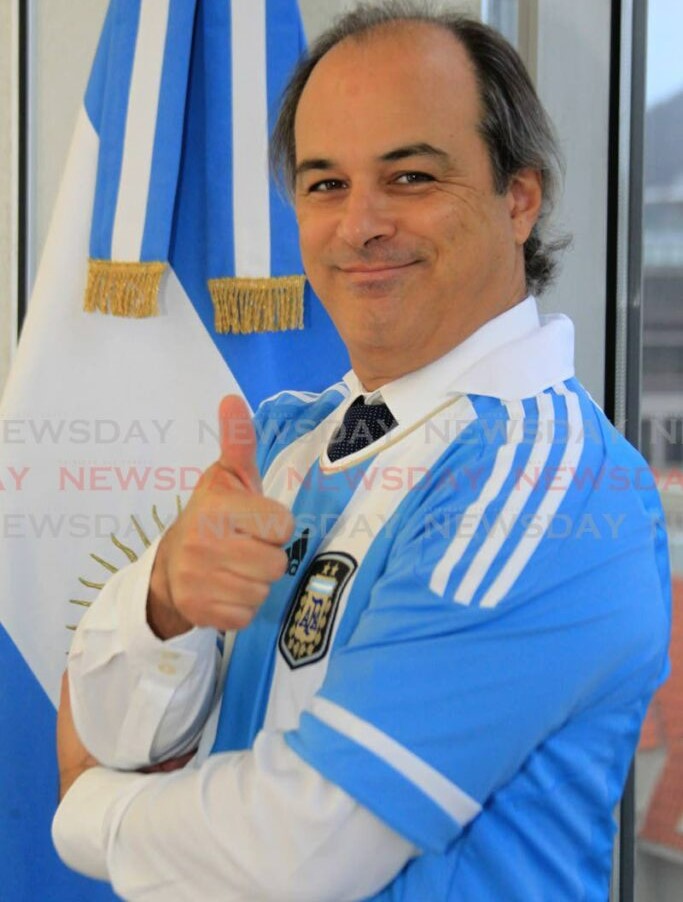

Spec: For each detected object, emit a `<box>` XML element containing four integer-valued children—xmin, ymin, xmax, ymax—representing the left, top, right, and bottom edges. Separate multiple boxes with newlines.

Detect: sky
<box><xmin>646</xmin><ymin>0</ymin><xmax>683</xmax><ymax>107</ymax></box>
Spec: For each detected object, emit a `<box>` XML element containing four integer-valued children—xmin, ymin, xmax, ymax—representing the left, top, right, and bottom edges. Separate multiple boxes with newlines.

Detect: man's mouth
<box><xmin>337</xmin><ymin>261</ymin><xmax>419</xmax><ymax>276</ymax></box>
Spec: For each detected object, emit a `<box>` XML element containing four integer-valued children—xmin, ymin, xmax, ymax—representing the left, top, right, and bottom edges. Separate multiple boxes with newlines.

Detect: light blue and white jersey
<box><xmin>212</xmin><ymin>300</ymin><xmax>671</xmax><ymax>900</ymax></box>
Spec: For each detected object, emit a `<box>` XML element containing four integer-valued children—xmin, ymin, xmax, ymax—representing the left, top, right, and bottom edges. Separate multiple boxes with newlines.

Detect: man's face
<box><xmin>294</xmin><ymin>23</ymin><xmax>542</xmax><ymax>389</ymax></box>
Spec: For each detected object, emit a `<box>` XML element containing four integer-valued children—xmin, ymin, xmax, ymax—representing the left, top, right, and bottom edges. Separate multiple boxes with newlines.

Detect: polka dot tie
<box><xmin>327</xmin><ymin>396</ymin><xmax>397</xmax><ymax>462</ymax></box>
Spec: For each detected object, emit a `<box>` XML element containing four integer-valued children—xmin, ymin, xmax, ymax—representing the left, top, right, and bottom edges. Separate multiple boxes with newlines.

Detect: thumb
<box><xmin>217</xmin><ymin>394</ymin><xmax>261</xmax><ymax>492</ymax></box>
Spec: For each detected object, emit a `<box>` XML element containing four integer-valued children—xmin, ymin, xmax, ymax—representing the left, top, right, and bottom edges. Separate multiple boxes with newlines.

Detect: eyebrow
<box><xmin>294</xmin><ymin>142</ymin><xmax>451</xmax><ymax>179</ymax></box>
<box><xmin>379</xmin><ymin>142</ymin><xmax>450</xmax><ymax>164</ymax></box>
<box><xmin>295</xmin><ymin>158</ymin><xmax>335</xmax><ymax>179</ymax></box>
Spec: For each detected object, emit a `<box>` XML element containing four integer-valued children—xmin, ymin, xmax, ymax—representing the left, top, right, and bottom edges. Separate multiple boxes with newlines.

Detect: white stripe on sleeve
<box><xmin>429</xmin><ymin>399</ymin><xmax>525</xmax><ymax>598</ymax></box>
<box><xmin>479</xmin><ymin>384</ymin><xmax>584</xmax><ymax>608</ymax></box>
<box><xmin>309</xmin><ymin>696</ymin><xmax>482</xmax><ymax>827</ymax></box>
<box><xmin>454</xmin><ymin>392</ymin><xmax>556</xmax><ymax>605</ymax></box>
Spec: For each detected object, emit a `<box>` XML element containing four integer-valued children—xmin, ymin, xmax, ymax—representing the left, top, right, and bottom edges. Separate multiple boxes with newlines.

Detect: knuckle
<box><xmin>232</xmin><ymin>608</ymin><xmax>256</xmax><ymax>630</ymax></box>
<box><xmin>195</xmin><ymin>509</ymin><xmax>233</xmax><ymax>541</ymax></box>
<box><xmin>190</xmin><ymin>609</ymin><xmax>211</xmax><ymax>628</ymax></box>
<box><xmin>245</xmin><ymin>581</ymin><xmax>269</xmax><ymax>605</ymax></box>
<box><xmin>280</xmin><ymin>509</ymin><xmax>296</xmax><ymax>541</ymax></box>
<box><xmin>272</xmin><ymin>548</ymin><xmax>289</xmax><ymax>579</ymax></box>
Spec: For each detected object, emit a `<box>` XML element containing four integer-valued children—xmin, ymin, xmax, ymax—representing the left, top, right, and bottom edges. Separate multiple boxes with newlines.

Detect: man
<box><xmin>53</xmin><ymin>3</ymin><xmax>670</xmax><ymax>899</ymax></box>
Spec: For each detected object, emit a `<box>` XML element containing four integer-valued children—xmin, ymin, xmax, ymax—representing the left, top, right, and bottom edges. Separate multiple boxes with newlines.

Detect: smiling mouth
<box><xmin>338</xmin><ymin>261</ymin><xmax>419</xmax><ymax>276</ymax></box>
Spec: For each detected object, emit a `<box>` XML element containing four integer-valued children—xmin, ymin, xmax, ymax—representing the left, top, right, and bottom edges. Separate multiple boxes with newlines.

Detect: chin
<box><xmin>348</xmin><ymin>331</ymin><xmax>404</xmax><ymax>366</ymax></box>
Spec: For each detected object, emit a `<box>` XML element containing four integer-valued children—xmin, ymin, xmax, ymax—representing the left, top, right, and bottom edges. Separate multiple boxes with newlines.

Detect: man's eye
<box><xmin>394</xmin><ymin>172</ymin><xmax>435</xmax><ymax>185</ymax></box>
<box><xmin>308</xmin><ymin>179</ymin><xmax>345</xmax><ymax>193</ymax></box>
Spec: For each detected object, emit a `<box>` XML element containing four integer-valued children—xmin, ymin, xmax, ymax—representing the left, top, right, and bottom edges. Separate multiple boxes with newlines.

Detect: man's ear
<box><xmin>506</xmin><ymin>168</ymin><xmax>543</xmax><ymax>245</ymax></box>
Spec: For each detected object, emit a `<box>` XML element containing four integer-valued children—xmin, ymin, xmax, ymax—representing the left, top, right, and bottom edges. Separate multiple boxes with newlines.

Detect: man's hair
<box><xmin>270</xmin><ymin>0</ymin><xmax>569</xmax><ymax>295</ymax></box>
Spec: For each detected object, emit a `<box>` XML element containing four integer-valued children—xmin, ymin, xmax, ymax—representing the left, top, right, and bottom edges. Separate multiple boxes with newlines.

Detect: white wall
<box><xmin>28</xmin><ymin>0</ymin><xmax>108</xmax><ymax>293</ymax></box>
<box><xmin>536</xmin><ymin>0</ymin><xmax>612</xmax><ymax>403</ymax></box>
<box><xmin>0</xmin><ymin>0</ymin><xmax>108</xmax><ymax>398</ymax></box>
<box><xmin>299</xmin><ymin>0</ymin><xmax>480</xmax><ymax>40</ymax></box>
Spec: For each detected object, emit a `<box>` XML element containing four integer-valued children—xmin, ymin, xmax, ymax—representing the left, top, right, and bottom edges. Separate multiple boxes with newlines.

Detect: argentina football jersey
<box><xmin>207</xmin><ymin>300</ymin><xmax>670</xmax><ymax>899</ymax></box>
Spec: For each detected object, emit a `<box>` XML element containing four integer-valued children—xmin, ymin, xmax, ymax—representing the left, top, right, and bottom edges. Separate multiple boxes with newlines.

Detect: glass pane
<box><xmin>636</xmin><ymin>0</ymin><xmax>683</xmax><ymax>897</ymax></box>
<box><xmin>481</xmin><ymin>0</ymin><xmax>518</xmax><ymax>46</ymax></box>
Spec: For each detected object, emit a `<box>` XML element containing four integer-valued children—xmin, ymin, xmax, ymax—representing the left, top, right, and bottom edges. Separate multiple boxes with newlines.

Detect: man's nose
<box><xmin>335</xmin><ymin>186</ymin><xmax>397</xmax><ymax>248</ymax></box>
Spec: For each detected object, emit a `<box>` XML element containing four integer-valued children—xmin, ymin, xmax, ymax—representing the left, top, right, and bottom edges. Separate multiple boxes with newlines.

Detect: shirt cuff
<box><xmin>52</xmin><ymin>766</ymin><xmax>149</xmax><ymax>881</ymax></box>
<box><xmin>71</xmin><ymin>534</ymin><xmax>215</xmax><ymax>677</ymax></box>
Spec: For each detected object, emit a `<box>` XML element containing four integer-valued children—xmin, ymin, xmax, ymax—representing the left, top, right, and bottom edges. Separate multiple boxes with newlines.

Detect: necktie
<box><xmin>327</xmin><ymin>396</ymin><xmax>397</xmax><ymax>461</ymax></box>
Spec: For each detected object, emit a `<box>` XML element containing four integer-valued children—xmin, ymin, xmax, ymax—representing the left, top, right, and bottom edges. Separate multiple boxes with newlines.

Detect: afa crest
<box><xmin>279</xmin><ymin>552</ymin><xmax>357</xmax><ymax>669</ymax></box>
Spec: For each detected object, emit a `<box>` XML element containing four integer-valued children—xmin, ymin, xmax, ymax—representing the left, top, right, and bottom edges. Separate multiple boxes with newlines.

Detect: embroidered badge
<box><xmin>279</xmin><ymin>552</ymin><xmax>357</xmax><ymax>669</ymax></box>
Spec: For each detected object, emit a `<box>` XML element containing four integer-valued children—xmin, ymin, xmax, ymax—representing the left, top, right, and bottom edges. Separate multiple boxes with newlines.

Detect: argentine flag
<box><xmin>0</xmin><ymin>1</ymin><xmax>346</xmax><ymax>897</ymax></box>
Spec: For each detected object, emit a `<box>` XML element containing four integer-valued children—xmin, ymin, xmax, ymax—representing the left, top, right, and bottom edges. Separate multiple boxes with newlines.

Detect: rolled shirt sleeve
<box><xmin>67</xmin><ymin>537</ymin><xmax>220</xmax><ymax>769</ymax></box>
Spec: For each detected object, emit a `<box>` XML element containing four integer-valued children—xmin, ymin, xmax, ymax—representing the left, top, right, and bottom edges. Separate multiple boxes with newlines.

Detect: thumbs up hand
<box><xmin>147</xmin><ymin>395</ymin><xmax>294</xmax><ymax>639</ymax></box>
<box><xmin>215</xmin><ymin>394</ymin><xmax>263</xmax><ymax>493</ymax></box>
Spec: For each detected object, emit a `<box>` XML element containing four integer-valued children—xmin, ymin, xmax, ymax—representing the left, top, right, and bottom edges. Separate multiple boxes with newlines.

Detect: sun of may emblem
<box><xmin>279</xmin><ymin>552</ymin><xmax>357</xmax><ymax>670</ymax></box>
<box><xmin>67</xmin><ymin>498</ymin><xmax>183</xmax><ymax>632</ymax></box>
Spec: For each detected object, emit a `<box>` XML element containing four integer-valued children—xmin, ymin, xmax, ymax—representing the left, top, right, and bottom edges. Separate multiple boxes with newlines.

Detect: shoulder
<box><xmin>394</xmin><ymin>379</ymin><xmax>667</xmax><ymax>613</ymax></box>
<box><xmin>254</xmin><ymin>382</ymin><xmax>348</xmax><ymax>469</ymax></box>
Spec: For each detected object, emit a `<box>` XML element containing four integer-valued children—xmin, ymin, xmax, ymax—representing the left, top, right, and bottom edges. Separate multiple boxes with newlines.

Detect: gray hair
<box><xmin>270</xmin><ymin>0</ymin><xmax>569</xmax><ymax>295</ymax></box>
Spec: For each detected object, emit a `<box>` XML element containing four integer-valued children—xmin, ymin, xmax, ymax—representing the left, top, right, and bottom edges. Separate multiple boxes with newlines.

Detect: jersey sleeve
<box><xmin>285</xmin><ymin>421</ymin><xmax>670</xmax><ymax>854</ymax></box>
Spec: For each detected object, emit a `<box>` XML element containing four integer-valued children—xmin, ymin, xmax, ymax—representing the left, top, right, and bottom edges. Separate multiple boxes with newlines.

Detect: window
<box><xmin>636</xmin><ymin>0</ymin><xmax>683</xmax><ymax>896</ymax></box>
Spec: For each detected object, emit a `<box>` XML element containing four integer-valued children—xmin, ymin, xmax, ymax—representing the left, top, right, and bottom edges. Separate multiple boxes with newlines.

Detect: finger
<box><xmin>185</xmin><ymin>599</ymin><xmax>267</xmax><ymax>632</ymax></box>
<box><xmin>140</xmin><ymin>750</ymin><xmax>196</xmax><ymax>774</ymax></box>
<box><xmin>184</xmin><ymin>522</ymin><xmax>289</xmax><ymax>573</ymax></box>
<box><xmin>191</xmin><ymin>496</ymin><xmax>294</xmax><ymax>545</ymax></box>
<box><xmin>207</xmin><ymin>602</ymin><xmax>264</xmax><ymax>632</ymax></box>
<box><xmin>217</xmin><ymin>394</ymin><xmax>261</xmax><ymax>493</ymax></box>
<box><xmin>217</xmin><ymin>541</ymin><xmax>289</xmax><ymax>583</ymax></box>
<box><xmin>173</xmin><ymin>570</ymin><xmax>272</xmax><ymax>626</ymax></box>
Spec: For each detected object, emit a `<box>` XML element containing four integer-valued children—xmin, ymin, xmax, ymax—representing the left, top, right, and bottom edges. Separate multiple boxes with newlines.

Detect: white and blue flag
<box><xmin>0</xmin><ymin>2</ymin><xmax>346</xmax><ymax>897</ymax></box>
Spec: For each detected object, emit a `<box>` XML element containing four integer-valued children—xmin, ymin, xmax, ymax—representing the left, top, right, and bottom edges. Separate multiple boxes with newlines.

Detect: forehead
<box><xmin>295</xmin><ymin>22</ymin><xmax>483</xmax><ymax>159</ymax></box>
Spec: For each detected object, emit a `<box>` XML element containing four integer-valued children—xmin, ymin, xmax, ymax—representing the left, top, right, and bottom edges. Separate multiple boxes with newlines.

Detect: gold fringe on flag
<box><xmin>208</xmin><ymin>275</ymin><xmax>306</xmax><ymax>334</ymax></box>
<box><xmin>83</xmin><ymin>260</ymin><xmax>166</xmax><ymax>318</ymax></box>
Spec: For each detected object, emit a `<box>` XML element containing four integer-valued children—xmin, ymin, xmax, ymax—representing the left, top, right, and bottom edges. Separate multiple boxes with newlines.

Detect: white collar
<box><xmin>342</xmin><ymin>296</ymin><xmax>575</xmax><ymax>427</ymax></box>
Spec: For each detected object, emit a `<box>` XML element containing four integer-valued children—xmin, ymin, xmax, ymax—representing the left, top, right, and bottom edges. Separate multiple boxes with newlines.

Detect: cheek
<box><xmin>426</xmin><ymin>198</ymin><xmax>486</xmax><ymax>253</ymax></box>
<box><xmin>295</xmin><ymin>222</ymin><xmax>320</xmax><ymax>269</ymax></box>
<box><xmin>296</xmin><ymin>210</ymin><xmax>331</xmax><ymax>259</ymax></box>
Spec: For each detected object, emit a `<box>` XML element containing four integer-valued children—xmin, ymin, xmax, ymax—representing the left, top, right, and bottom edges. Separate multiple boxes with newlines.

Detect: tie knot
<box><xmin>327</xmin><ymin>396</ymin><xmax>397</xmax><ymax>462</ymax></box>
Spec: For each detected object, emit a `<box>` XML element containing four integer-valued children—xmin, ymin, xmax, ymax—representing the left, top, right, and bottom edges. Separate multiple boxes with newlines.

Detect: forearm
<box><xmin>68</xmin><ymin>537</ymin><xmax>220</xmax><ymax>769</ymax></box>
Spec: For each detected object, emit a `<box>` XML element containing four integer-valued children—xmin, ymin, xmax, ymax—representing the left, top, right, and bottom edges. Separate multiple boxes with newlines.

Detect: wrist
<box><xmin>147</xmin><ymin>531</ymin><xmax>192</xmax><ymax>639</ymax></box>
<box><xmin>59</xmin><ymin>760</ymin><xmax>96</xmax><ymax>801</ymax></box>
